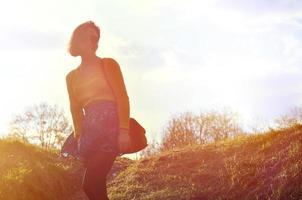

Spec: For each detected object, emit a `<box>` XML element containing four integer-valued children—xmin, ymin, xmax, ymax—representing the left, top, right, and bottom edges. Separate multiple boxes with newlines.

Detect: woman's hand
<box><xmin>118</xmin><ymin>128</ymin><xmax>131</xmax><ymax>152</ymax></box>
<box><xmin>75</xmin><ymin>135</ymin><xmax>80</xmax><ymax>143</ymax></box>
<box><xmin>73</xmin><ymin>131</ymin><xmax>81</xmax><ymax>143</ymax></box>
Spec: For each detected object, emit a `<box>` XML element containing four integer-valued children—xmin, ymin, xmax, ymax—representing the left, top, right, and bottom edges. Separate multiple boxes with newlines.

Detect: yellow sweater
<box><xmin>66</xmin><ymin>57</ymin><xmax>130</xmax><ymax>139</ymax></box>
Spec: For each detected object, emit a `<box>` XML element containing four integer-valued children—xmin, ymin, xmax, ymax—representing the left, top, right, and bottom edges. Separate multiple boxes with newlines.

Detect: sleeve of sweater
<box><xmin>105</xmin><ymin>58</ymin><xmax>130</xmax><ymax>131</ymax></box>
<box><xmin>66</xmin><ymin>71</ymin><xmax>84</xmax><ymax>139</ymax></box>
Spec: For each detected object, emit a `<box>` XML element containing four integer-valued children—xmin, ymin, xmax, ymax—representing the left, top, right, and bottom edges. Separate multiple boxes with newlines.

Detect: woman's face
<box><xmin>71</xmin><ymin>29</ymin><xmax>97</xmax><ymax>56</ymax></box>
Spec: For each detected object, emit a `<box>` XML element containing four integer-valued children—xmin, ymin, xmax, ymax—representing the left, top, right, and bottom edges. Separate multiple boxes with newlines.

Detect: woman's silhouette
<box><xmin>65</xmin><ymin>21</ymin><xmax>130</xmax><ymax>200</ymax></box>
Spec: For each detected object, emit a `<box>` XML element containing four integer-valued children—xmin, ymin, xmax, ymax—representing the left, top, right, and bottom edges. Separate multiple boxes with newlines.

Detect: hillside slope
<box><xmin>0</xmin><ymin>138</ymin><xmax>133</xmax><ymax>200</ymax></box>
<box><xmin>108</xmin><ymin>126</ymin><xmax>302</xmax><ymax>200</ymax></box>
<box><xmin>1</xmin><ymin>126</ymin><xmax>301</xmax><ymax>200</ymax></box>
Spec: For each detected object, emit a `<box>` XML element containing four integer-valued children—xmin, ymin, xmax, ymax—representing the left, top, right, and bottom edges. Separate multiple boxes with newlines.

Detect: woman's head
<box><xmin>68</xmin><ymin>21</ymin><xmax>100</xmax><ymax>57</ymax></box>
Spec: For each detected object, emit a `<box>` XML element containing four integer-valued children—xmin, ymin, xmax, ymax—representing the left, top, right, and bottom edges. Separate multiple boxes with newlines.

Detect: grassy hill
<box><xmin>0</xmin><ymin>138</ymin><xmax>132</xmax><ymax>200</ymax></box>
<box><xmin>1</xmin><ymin>126</ymin><xmax>301</xmax><ymax>200</ymax></box>
<box><xmin>108</xmin><ymin>126</ymin><xmax>302</xmax><ymax>200</ymax></box>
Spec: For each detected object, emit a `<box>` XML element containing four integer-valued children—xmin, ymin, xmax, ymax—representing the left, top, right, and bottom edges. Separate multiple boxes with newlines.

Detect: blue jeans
<box><xmin>78</xmin><ymin>99</ymin><xmax>119</xmax><ymax>200</ymax></box>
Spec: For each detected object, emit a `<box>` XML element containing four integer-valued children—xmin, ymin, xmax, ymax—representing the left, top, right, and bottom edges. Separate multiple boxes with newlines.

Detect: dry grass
<box><xmin>0</xmin><ymin>138</ymin><xmax>132</xmax><ymax>200</ymax></box>
<box><xmin>0</xmin><ymin>138</ymin><xmax>80</xmax><ymax>200</ymax></box>
<box><xmin>1</xmin><ymin>126</ymin><xmax>301</xmax><ymax>200</ymax></box>
<box><xmin>108</xmin><ymin>126</ymin><xmax>302</xmax><ymax>200</ymax></box>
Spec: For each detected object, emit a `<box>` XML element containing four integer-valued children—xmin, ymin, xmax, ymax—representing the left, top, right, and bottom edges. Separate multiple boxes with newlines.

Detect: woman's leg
<box><xmin>82</xmin><ymin>150</ymin><xmax>117</xmax><ymax>200</ymax></box>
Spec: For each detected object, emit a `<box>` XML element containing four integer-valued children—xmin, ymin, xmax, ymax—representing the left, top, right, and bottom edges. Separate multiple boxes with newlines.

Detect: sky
<box><xmin>0</xmin><ymin>0</ymin><xmax>302</xmax><ymax>157</ymax></box>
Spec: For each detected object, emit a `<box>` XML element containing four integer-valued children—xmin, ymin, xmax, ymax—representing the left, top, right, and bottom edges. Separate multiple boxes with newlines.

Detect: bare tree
<box><xmin>197</xmin><ymin>109</ymin><xmax>243</xmax><ymax>142</ymax></box>
<box><xmin>7</xmin><ymin>115</ymin><xmax>30</xmax><ymax>143</ymax></box>
<box><xmin>160</xmin><ymin>111</ymin><xmax>199</xmax><ymax>152</ymax></box>
<box><xmin>8</xmin><ymin>102</ymin><xmax>73</xmax><ymax>149</ymax></box>
<box><xmin>274</xmin><ymin>106</ymin><xmax>302</xmax><ymax>129</ymax></box>
<box><xmin>159</xmin><ymin>109</ymin><xmax>244</xmax><ymax>152</ymax></box>
<box><xmin>139</xmin><ymin>133</ymin><xmax>161</xmax><ymax>159</ymax></box>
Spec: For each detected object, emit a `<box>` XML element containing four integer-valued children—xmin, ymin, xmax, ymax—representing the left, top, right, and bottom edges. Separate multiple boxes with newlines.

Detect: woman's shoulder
<box><xmin>102</xmin><ymin>57</ymin><xmax>120</xmax><ymax>67</ymax></box>
<box><xmin>66</xmin><ymin>68</ymin><xmax>77</xmax><ymax>83</ymax></box>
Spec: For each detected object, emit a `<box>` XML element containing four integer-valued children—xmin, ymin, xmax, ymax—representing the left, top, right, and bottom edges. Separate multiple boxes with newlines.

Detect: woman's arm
<box><xmin>66</xmin><ymin>71</ymin><xmax>84</xmax><ymax>140</ymax></box>
<box><xmin>105</xmin><ymin>58</ymin><xmax>130</xmax><ymax>131</ymax></box>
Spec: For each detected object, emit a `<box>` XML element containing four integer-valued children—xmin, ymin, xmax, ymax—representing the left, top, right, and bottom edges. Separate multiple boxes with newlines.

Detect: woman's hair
<box><xmin>68</xmin><ymin>21</ymin><xmax>100</xmax><ymax>56</ymax></box>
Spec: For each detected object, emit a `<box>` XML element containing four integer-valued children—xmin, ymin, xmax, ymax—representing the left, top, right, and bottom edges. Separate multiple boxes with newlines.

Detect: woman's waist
<box><xmin>83</xmin><ymin>97</ymin><xmax>117</xmax><ymax>113</ymax></box>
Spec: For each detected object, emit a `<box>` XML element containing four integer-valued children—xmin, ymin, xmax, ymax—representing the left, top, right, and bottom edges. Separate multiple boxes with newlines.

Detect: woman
<box><xmin>65</xmin><ymin>21</ymin><xmax>130</xmax><ymax>200</ymax></box>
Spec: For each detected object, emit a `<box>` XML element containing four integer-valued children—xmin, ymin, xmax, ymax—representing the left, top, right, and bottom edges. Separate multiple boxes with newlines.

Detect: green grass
<box><xmin>1</xmin><ymin>126</ymin><xmax>302</xmax><ymax>199</ymax></box>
